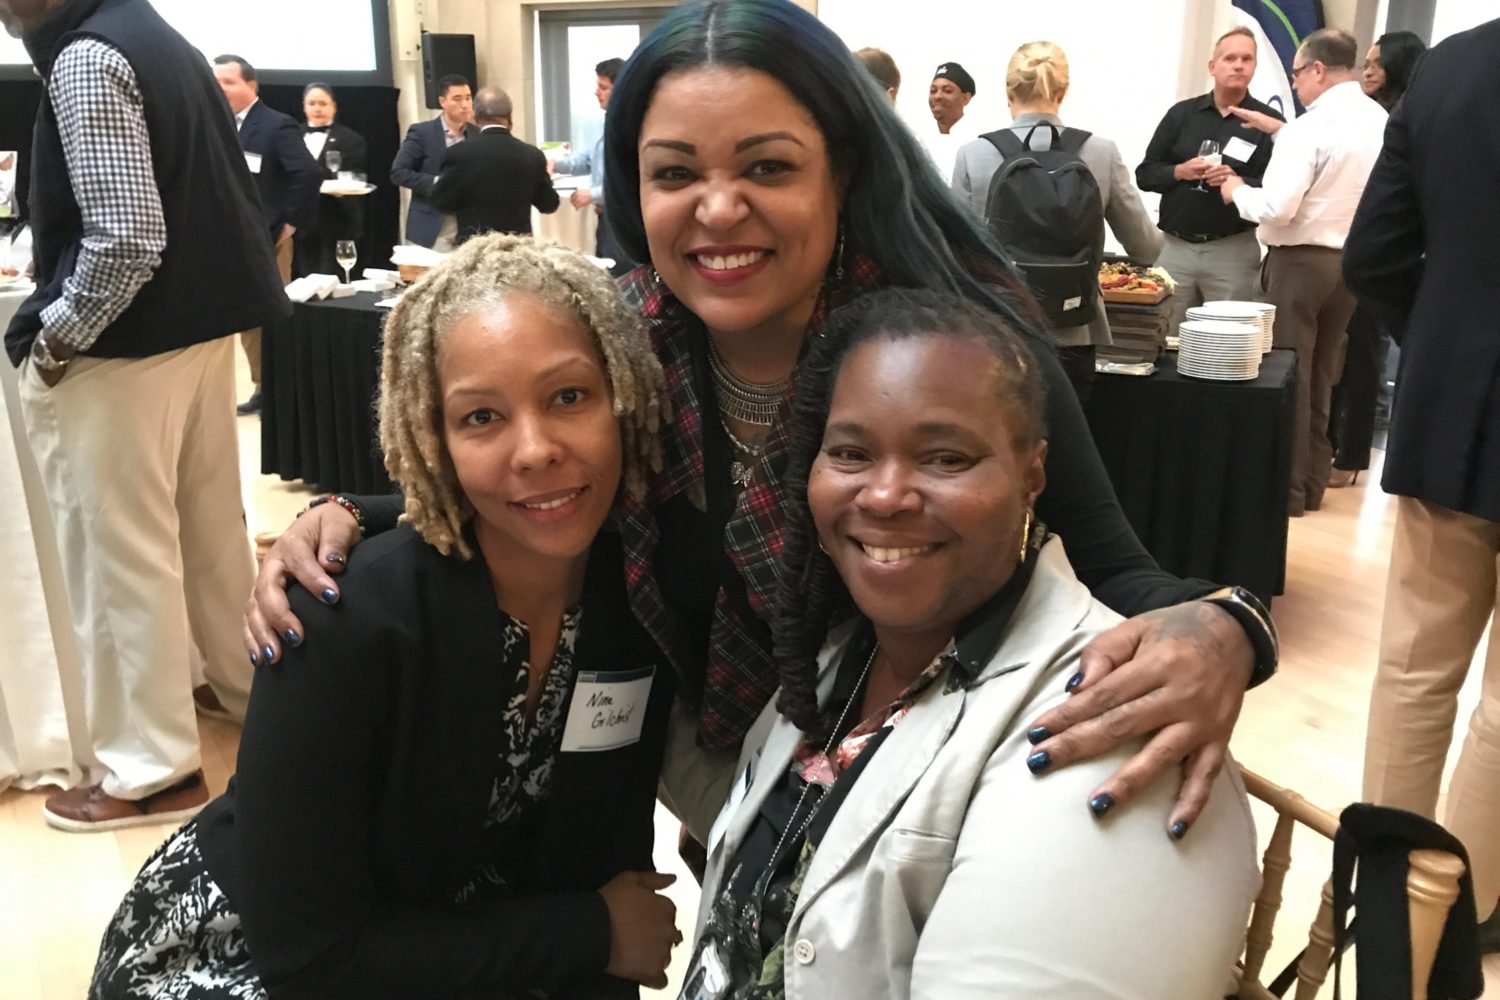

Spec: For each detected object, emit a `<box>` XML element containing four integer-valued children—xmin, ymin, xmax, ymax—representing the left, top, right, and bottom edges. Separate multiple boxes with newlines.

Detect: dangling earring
<box><xmin>833</xmin><ymin>221</ymin><xmax>846</xmax><ymax>281</ymax></box>
<box><xmin>1018</xmin><ymin>509</ymin><xmax>1033</xmax><ymax>563</ymax></box>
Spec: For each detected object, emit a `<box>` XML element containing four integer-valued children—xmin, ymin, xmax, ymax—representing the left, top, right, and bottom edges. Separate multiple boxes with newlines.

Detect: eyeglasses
<box><xmin>1289</xmin><ymin>62</ymin><xmax>1317</xmax><ymax>80</ymax></box>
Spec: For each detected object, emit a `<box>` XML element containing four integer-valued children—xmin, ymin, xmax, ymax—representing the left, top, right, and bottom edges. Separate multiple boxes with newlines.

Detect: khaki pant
<box><xmin>239</xmin><ymin>234</ymin><xmax>293</xmax><ymax>387</ymax></box>
<box><xmin>1363</xmin><ymin>496</ymin><xmax>1500</xmax><ymax>918</ymax></box>
<box><xmin>431</xmin><ymin>213</ymin><xmax>460</xmax><ymax>253</ymax></box>
<box><xmin>1157</xmin><ymin>230</ymin><xmax>1264</xmax><ymax>335</ymax></box>
<box><xmin>1262</xmin><ymin>244</ymin><xmax>1355</xmax><ymax>514</ymax></box>
<box><xmin>18</xmin><ymin>336</ymin><xmax>256</xmax><ymax>799</ymax></box>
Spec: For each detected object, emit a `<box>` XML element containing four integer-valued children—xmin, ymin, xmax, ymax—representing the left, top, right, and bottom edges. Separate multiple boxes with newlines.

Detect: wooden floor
<box><xmin>2</xmin><ymin>358</ymin><xmax>1494</xmax><ymax>997</ymax></box>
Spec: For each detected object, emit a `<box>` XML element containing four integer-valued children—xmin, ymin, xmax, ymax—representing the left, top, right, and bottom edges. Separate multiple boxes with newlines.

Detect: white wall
<box><xmin>1432</xmin><ymin>0</ymin><xmax>1498</xmax><ymax>43</ymax></box>
<box><xmin>818</xmin><ymin>0</ymin><xmax>1194</xmax><ymax>194</ymax></box>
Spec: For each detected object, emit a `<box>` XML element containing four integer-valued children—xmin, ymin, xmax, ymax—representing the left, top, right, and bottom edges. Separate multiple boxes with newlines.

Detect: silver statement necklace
<box><xmin>708</xmin><ymin>337</ymin><xmax>788</xmax><ymax>426</ymax></box>
<box><xmin>707</xmin><ymin>338</ymin><xmax>789</xmax><ymax>489</ymax></box>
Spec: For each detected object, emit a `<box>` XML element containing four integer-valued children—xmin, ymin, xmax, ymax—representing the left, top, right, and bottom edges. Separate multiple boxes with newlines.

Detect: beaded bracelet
<box><xmin>301</xmin><ymin>494</ymin><xmax>366</xmax><ymax>537</ymax></box>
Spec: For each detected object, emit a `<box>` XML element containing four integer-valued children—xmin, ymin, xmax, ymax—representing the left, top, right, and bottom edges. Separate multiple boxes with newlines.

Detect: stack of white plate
<box><xmin>1191</xmin><ymin>301</ymin><xmax>1276</xmax><ymax>354</ymax></box>
<box><xmin>1176</xmin><ymin>318</ymin><xmax>1262</xmax><ymax>381</ymax></box>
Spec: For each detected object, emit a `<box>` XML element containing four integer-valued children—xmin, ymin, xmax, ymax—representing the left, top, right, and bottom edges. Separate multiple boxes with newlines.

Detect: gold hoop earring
<box><xmin>1018</xmin><ymin>509</ymin><xmax>1033</xmax><ymax>563</ymax></box>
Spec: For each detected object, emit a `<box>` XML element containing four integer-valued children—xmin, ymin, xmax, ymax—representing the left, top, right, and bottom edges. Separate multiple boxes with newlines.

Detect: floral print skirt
<box><xmin>90</xmin><ymin>819</ymin><xmax>265</xmax><ymax>1000</ymax></box>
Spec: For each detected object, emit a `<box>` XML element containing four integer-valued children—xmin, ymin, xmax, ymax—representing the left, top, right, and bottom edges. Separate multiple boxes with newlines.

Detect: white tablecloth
<box><xmin>0</xmin><ymin>285</ymin><xmax>94</xmax><ymax>792</ymax></box>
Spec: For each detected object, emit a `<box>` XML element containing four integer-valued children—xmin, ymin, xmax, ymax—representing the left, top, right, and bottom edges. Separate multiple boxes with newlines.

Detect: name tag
<box><xmin>1223</xmin><ymin>136</ymin><xmax>1258</xmax><ymax>164</ymax></box>
<box><xmin>683</xmin><ymin>941</ymin><xmax>730</xmax><ymax>1000</ymax></box>
<box><xmin>244</xmin><ymin>151</ymin><xmax>263</xmax><ymax>175</ymax></box>
<box><xmin>560</xmin><ymin>666</ymin><xmax>654</xmax><ymax>752</ymax></box>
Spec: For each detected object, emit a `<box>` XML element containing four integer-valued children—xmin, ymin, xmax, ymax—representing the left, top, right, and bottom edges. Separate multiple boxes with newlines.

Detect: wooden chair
<box><xmin>1234</xmin><ymin>768</ymin><xmax>1467</xmax><ymax>1000</ymax></box>
<box><xmin>254</xmin><ymin>531</ymin><xmax>278</xmax><ymax>567</ymax></box>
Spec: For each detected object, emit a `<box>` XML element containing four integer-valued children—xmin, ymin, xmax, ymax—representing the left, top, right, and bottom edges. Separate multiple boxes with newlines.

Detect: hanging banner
<box><xmin>1229</xmin><ymin>0</ymin><xmax>1327</xmax><ymax>118</ymax></box>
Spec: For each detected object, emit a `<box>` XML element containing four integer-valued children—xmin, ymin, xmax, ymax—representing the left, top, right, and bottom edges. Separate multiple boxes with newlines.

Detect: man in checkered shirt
<box><xmin>1</xmin><ymin>0</ymin><xmax>287</xmax><ymax>831</ymax></box>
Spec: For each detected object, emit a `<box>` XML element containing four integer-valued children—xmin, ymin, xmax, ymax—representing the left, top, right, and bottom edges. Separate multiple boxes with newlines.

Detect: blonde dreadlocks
<box><xmin>378</xmin><ymin>234</ymin><xmax>667</xmax><ymax>558</ymax></box>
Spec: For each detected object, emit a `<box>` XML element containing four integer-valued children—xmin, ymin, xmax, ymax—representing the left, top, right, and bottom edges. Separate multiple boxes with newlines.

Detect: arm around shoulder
<box><xmin>909</xmin><ymin>689</ymin><xmax>1259</xmax><ymax>999</ymax></box>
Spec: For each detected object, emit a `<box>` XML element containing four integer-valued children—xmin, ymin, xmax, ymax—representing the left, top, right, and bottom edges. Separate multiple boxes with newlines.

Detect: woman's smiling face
<box><xmin>808</xmin><ymin>334</ymin><xmax>1047</xmax><ymax>643</ymax></box>
<box><xmin>637</xmin><ymin>66</ymin><xmax>842</xmax><ymax>346</ymax></box>
<box><xmin>438</xmin><ymin>295</ymin><xmax>622</xmax><ymax>567</ymax></box>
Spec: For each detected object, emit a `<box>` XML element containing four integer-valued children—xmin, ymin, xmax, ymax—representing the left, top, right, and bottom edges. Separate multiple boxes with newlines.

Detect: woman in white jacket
<box><xmin>676</xmin><ymin>288</ymin><xmax>1259</xmax><ymax>1000</ymax></box>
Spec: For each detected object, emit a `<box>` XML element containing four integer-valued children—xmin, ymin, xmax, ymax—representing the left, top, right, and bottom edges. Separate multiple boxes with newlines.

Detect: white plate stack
<box><xmin>1176</xmin><ymin>318</ymin><xmax>1263</xmax><ymax>381</ymax></box>
<box><xmin>1191</xmin><ymin>301</ymin><xmax>1276</xmax><ymax>354</ymax></box>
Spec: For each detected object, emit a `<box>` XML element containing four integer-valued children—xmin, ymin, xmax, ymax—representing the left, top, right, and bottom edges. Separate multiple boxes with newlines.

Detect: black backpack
<box><xmin>981</xmin><ymin>124</ymin><xmax>1105</xmax><ymax>329</ymax></box>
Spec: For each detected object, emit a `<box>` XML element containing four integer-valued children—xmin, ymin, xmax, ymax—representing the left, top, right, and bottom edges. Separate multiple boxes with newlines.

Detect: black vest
<box><xmin>5</xmin><ymin>0</ymin><xmax>289</xmax><ymax>366</ymax></box>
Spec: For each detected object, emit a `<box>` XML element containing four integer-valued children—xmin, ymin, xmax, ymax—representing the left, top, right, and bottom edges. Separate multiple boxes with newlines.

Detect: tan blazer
<box><xmin>667</xmin><ymin>537</ymin><xmax>1260</xmax><ymax>999</ymax></box>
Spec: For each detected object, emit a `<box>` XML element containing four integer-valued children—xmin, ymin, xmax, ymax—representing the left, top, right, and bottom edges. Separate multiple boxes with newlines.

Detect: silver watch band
<box><xmin>32</xmin><ymin>335</ymin><xmax>69</xmax><ymax>372</ymax></box>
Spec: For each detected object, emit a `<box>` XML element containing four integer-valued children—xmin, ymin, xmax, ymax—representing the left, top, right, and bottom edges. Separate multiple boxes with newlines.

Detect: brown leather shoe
<box><xmin>193</xmin><ymin>683</ymin><xmax>238</xmax><ymax>723</ymax></box>
<box><xmin>43</xmin><ymin>771</ymin><xmax>208</xmax><ymax>833</ymax></box>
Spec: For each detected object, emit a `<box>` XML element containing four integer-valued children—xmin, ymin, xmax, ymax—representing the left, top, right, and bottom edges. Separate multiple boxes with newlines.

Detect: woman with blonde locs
<box><xmin>249</xmin><ymin>0</ymin><xmax>1276</xmax><ymax>873</ymax></box>
<box><xmin>91</xmin><ymin>235</ymin><xmax>688</xmax><ymax>999</ymax></box>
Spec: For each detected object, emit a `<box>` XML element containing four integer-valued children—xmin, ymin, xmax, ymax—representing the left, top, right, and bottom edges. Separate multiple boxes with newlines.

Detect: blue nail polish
<box><xmin>1089</xmin><ymin>793</ymin><xmax>1115</xmax><ymax>818</ymax></box>
<box><xmin>1170</xmin><ymin>820</ymin><xmax>1190</xmax><ymax>840</ymax></box>
<box><xmin>263</xmin><ymin>645</ymin><xmax>275</xmax><ymax>664</ymax></box>
<box><xmin>249</xmin><ymin>651</ymin><xmax>259</xmax><ymax>667</ymax></box>
<box><xmin>1066</xmin><ymin>672</ymin><xmax>1084</xmax><ymax>693</ymax></box>
<box><xmin>1026</xmin><ymin>726</ymin><xmax>1050</xmax><ymax>745</ymax></box>
<box><xmin>326</xmin><ymin>553</ymin><xmax>345</xmax><ymax>565</ymax></box>
<box><xmin>283</xmin><ymin>629</ymin><xmax>301</xmax><ymax>647</ymax></box>
<box><xmin>1026</xmin><ymin>750</ymin><xmax>1052</xmax><ymax>774</ymax></box>
<box><xmin>321</xmin><ymin>588</ymin><xmax>339</xmax><ymax>604</ymax></box>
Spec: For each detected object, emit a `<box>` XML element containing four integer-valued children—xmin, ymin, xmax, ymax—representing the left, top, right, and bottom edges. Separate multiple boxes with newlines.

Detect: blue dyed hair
<box><xmin>602</xmin><ymin>0</ymin><xmax>1041</xmax><ymax>334</ymax></box>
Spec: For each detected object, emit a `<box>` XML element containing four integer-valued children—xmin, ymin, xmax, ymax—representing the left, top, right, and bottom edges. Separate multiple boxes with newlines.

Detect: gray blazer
<box><xmin>665</xmin><ymin>537</ymin><xmax>1259</xmax><ymax>999</ymax></box>
<box><xmin>952</xmin><ymin>113</ymin><xmax>1164</xmax><ymax>348</ymax></box>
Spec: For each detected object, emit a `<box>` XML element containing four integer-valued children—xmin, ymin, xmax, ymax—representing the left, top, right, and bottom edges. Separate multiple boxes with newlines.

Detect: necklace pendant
<box><xmin>731</xmin><ymin>460</ymin><xmax>754</xmax><ymax>488</ymax></box>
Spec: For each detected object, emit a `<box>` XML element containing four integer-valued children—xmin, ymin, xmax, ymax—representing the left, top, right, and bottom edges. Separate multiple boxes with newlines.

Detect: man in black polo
<box><xmin>1</xmin><ymin>0</ymin><xmax>286</xmax><ymax>830</ymax></box>
<box><xmin>1137</xmin><ymin>26</ymin><xmax>1282</xmax><ymax>333</ymax></box>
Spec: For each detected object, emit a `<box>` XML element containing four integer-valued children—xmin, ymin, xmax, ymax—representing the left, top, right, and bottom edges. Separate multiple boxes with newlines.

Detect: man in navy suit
<box><xmin>391</xmin><ymin>74</ymin><xmax>474</xmax><ymax>250</ymax></box>
<box><xmin>214</xmin><ymin>54</ymin><xmax>319</xmax><ymax>414</ymax></box>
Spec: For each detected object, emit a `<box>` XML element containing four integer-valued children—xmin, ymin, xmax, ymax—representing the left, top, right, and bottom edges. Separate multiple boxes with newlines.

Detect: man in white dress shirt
<box><xmin>1217</xmin><ymin>28</ymin><xmax>1386</xmax><ymax>516</ymax></box>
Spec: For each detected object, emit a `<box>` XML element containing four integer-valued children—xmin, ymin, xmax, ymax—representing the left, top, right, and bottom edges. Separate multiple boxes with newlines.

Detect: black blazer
<box><xmin>294</xmin><ymin>123</ymin><xmax>369</xmax><ymax>275</ymax></box>
<box><xmin>237</xmin><ymin>100</ymin><xmax>322</xmax><ymax>235</ymax></box>
<box><xmin>390</xmin><ymin>116</ymin><xmax>473</xmax><ymax>247</ymax></box>
<box><xmin>430</xmin><ymin>125</ymin><xmax>560</xmax><ymax>243</ymax></box>
<box><xmin>194</xmin><ymin>525</ymin><xmax>675</xmax><ymax>999</ymax></box>
<box><xmin>1344</xmin><ymin>18</ymin><xmax>1500</xmax><ymax>521</ymax></box>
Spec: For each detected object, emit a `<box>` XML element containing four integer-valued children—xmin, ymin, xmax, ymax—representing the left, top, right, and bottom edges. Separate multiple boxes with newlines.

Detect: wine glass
<box><xmin>1196</xmin><ymin>139</ymin><xmax>1221</xmax><ymax>192</ymax></box>
<box><xmin>325</xmin><ymin>150</ymin><xmax>342</xmax><ymax>175</ymax></box>
<box><xmin>335</xmin><ymin>240</ymin><xmax>357</xmax><ymax>286</ymax></box>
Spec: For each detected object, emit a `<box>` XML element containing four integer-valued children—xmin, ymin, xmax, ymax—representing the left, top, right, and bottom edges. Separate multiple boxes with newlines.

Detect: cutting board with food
<box><xmin>1099</xmin><ymin>262</ymin><xmax>1171</xmax><ymax>304</ymax></box>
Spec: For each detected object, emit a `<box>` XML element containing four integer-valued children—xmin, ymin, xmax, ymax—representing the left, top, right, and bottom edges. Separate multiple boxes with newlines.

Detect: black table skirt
<box><xmin>1085</xmin><ymin>350</ymin><xmax>1297</xmax><ymax>604</ymax></box>
<box><xmin>261</xmin><ymin>292</ymin><xmax>394</xmax><ymax>495</ymax></box>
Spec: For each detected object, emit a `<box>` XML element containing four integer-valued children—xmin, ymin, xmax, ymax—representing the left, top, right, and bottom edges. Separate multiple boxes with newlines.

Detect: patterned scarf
<box><xmin>615</xmin><ymin>257</ymin><xmax>881</xmax><ymax>750</ymax></box>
